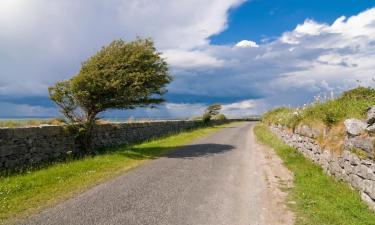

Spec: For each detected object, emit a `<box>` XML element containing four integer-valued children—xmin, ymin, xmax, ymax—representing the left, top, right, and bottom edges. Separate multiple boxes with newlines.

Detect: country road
<box><xmin>19</xmin><ymin>122</ymin><xmax>294</xmax><ymax>225</ymax></box>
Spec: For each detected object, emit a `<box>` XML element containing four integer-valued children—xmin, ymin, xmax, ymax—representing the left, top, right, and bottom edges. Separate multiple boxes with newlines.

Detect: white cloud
<box><xmin>2</xmin><ymin>2</ymin><xmax>375</xmax><ymax>118</ymax></box>
<box><xmin>0</xmin><ymin>0</ymin><xmax>245</xmax><ymax>97</ymax></box>
<box><xmin>163</xmin><ymin>49</ymin><xmax>224</xmax><ymax>69</ymax></box>
<box><xmin>235</xmin><ymin>40</ymin><xmax>259</xmax><ymax>48</ymax></box>
<box><xmin>168</xmin><ymin>7</ymin><xmax>375</xmax><ymax>113</ymax></box>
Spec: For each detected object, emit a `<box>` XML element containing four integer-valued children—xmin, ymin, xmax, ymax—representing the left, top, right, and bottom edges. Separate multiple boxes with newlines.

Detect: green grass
<box><xmin>254</xmin><ymin>123</ymin><xmax>375</xmax><ymax>225</ymax></box>
<box><xmin>262</xmin><ymin>86</ymin><xmax>375</xmax><ymax>129</ymax></box>
<box><xmin>0</xmin><ymin>123</ymin><xmax>236</xmax><ymax>223</ymax></box>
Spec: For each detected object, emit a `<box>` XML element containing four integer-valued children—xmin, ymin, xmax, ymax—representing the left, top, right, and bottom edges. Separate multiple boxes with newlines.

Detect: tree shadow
<box><xmin>166</xmin><ymin>144</ymin><xmax>234</xmax><ymax>158</ymax></box>
<box><xmin>108</xmin><ymin>143</ymin><xmax>234</xmax><ymax>160</ymax></box>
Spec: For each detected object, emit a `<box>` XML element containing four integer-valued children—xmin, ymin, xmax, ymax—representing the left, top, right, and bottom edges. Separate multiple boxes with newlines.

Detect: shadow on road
<box><xmin>166</xmin><ymin>144</ymin><xmax>234</xmax><ymax>158</ymax></box>
<box><xmin>109</xmin><ymin>143</ymin><xmax>234</xmax><ymax>160</ymax></box>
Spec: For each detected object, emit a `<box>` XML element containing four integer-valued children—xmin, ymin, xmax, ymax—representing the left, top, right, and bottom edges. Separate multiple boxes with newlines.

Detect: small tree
<box><xmin>49</xmin><ymin>38</ymin><xmax>172</xmax><ymax>152</ymax></box>
<box><xmin>213</xmin><ymin>113</ymin><xmax>227</xmax><ymax>120</ymax></box>
<box><xmin>203</xmin><ymin>104</ymin><xmax>222</xmax><ymax>123</ymax></box>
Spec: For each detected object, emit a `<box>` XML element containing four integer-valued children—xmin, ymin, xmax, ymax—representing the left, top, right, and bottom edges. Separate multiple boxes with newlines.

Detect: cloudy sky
<box><xmin>1</xmin><ymin>0</ymin><xmax>375</xmax><ymax>119</ymax></box>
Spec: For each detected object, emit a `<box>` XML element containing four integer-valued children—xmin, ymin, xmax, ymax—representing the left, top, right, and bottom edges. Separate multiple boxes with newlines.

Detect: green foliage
<box><xmin>49</xmin><ymin>38</ymin><xmax>172</xmax><ymax>151</ymax></box>
<box><xmin>254</xmin><ymin>124</ymin><xmax>375</xmax><ymax>225</ymax></box>
<box><xmin>202</xmin><ymin>103</ymin><xmax>222</xmax><ymax>123</ymax></box>
<box><xmin>262</xmin><ymin>87</ymin><xmax>375</xmax><ymax>128</ymax></box>
<box><xmin>202</xmin><ymin>112</ymin><xmax>211</xmax><ymax>123</ymax></box>
<box><xmin>206</xmin><ymin>104</ymin><xmax>222</xmax><ymax>116</ymax></box>
<box><xmin>213</xmin><ymin>113</ymin><xmax>227</xmax><ymax>120</ymax></box>
<box><xmin>262</xmin><ymin>107</ymin><xmax>301</xmax><ymax>128</ymax></box>
<box><xmin>341</xmin><ymin>86</ymin><xmax>375</xmax><ymax>101</ymax></box>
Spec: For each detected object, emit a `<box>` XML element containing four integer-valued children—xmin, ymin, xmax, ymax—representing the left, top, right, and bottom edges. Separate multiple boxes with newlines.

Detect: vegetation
<box><xmin>213</xmin><ymin>113</ymin><xmax>227</xmax><ymax>120</ymax></box>
<box><xmin>0</xmin><ymin>118</ymin><xmax>64</xmax><ymax>128</ymax></box>
<box><xmin>202</xmin><ymin>103</ymin><xmax>222</xmax><ymax>123</ymax></box>
<box><xmin>262</xmin><ymin>86</ymin><xmax>375</xmax><ymax>129</ymax></box>
<box><xmin>0</xmin><ymin>122</ymin><xmax>235</xmax><ymax>223</ymax></box>
<box><xmin>49</xmin><ymin>38</ymin><xmax>172</xmax><ymax>152</ymax></box>
<box><xmin>254</xmin><ymin>124</ymin><xmax>375</xmax><ymax>225</ymax></box>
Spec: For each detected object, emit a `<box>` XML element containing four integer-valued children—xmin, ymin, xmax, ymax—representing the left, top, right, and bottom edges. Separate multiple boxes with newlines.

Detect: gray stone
<box><xmin>344</xmin><ymin>119</ymin><xmax>367</xmax><ymax>136</ymax></box>
<box><xmin>348</xmin><ymin>136</ymin><xmax>375</xmax><ymax>155</ymax></box>
<box><xmin>366</xmin><ymin>123</ymin><xmax>375</xmax><ymax>133</ymax></box>
<box><xmin>329</xmin><ymin>161</ymin><xmax>342</xmax><ymax>176</ymax></box>
<box><xmin>343</xmin><ymin>150</ymin><xmax>351</xmax><ymax>161</ymax></box>
<box><xmin>295</xmin><ymin>124</ymin><xmax>321</xmax><ymax>138</ymax></box>
<box><xmin>361</xmin><ymin>192</ymin><xmax>375</xmax><ymax>211</ymax></box>
<box><xmin>350</xmin><ymin>174</ymin><xmax>364</xmax><ymax>191</ymax></box>
<box><xmin>367</xmin><ymin>106</ymin><xmax>375</xmax><ymax>125</ymax></box>
<box><xmin>344</xmin><ymin>161</ymin><xmax>354</xmax><ymax>174</ymax></box>
<box><xmin>355</xmin><ymin>164</ymin><xmax>370</xmax><ymax>179</ymax></box>
<box><xmin>349</xmin><ymin>153</ymin><xmax>361</xmax><ymax>166</ymax></box>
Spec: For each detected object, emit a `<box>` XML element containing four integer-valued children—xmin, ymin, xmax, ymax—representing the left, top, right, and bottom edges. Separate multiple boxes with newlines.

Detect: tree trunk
<box><xmin>84</xmin><ymin>112</ymin><xmax>97</xmax><ymax>153</ymax></box>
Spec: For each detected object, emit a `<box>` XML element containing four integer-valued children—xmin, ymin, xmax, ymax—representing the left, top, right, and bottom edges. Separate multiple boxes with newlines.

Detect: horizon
<box><xmin>1</xmin><ymin>0</ymin><xmax>375</xmax><ymax>119</ymax></box>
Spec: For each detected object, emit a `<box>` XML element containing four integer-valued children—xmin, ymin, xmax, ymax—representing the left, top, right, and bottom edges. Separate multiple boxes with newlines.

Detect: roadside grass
<box><xmin>0</xmin><ymin>122</ymin><xmax>237</xmax><ymax>223</ymax></box>
<box><xmin>254</xmin><ymin>123</ymin><xmax>375</xmax><ymax>225</ymax></box>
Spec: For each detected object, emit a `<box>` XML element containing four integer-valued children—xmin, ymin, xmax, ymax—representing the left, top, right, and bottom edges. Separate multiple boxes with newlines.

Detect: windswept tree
<box><xmin>49</xmin><ymin>38</ymin><xmax>172</xmax><ymax>152</ymax></box>
<box><xmin>203</xmin><ymin>103</ymin><xmax>222</xmax><ymax>123</ymax></box>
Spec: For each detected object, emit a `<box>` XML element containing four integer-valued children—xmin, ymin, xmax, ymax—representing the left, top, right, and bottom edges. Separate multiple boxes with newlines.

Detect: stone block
<box><xmin>344</xmin><ymin>119</ymin><xmax>367</xmax><ymax>136</ymax></box>
<box><xmin>348</xmin><ymin>136</ymin><xmax>374</xmax><ymax>156</ymax></box>
<box><xmin>367</xmin><ymin>106</ymin><xmax>375</xmax><ymax>125</ymax></box>
<box><xmin>350</xmin><ymin>174</ymin><xmax>365</xmax><ymax>191</ymax></box>
<box><xmin>361</xmin><ymin>192</ymin><xmax>375</xmax><ymax>211</ymax></box>
<box><xmin>295</xmin><ymin>124</ymin><xmax>321</xmax><ymax>138</ymax></box>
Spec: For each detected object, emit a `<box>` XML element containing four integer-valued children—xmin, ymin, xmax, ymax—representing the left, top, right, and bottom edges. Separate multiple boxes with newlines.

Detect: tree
<box><xmin>202</xmin><ymin>104</ymin><xmax>222</xmax><ymax>123</ymax></box>
<box><xmin>213</xmin><ymin>113</ymin><xmax>227</xmax><ymax>120</ymax></box>
<box><xmin>49</xmin><ymin>38</ymin><xmax>172</xmax><ymax>152</ymax></box>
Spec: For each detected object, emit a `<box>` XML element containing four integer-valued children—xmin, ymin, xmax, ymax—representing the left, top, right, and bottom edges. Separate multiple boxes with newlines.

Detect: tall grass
<box><xmin>262</xmin><ymin>87</ymin><xmax>375</xmax><ymax>129</ymax></box>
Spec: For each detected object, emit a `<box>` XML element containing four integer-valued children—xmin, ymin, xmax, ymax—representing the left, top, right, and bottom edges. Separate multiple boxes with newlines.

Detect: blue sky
<box><xmin>1</xmin><ymin>0</ymin><xmax>375</xmax><ymax>119</ymax></box>
<box><xmin>211</xmin><ymin>0</ymin><xmax>375</xmax><ymax>45</ymax></box>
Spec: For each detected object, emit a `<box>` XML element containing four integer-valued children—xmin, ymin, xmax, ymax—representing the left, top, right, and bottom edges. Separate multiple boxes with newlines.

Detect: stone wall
<box><xmin>0</xmin><ymin>120</ymin><xmax>228</xmax><ymax>172</ymax></box>
<box><xmin>270</xmin><ymin>125</ymin><xmax>375</xmax><ymax>210</ymax></box>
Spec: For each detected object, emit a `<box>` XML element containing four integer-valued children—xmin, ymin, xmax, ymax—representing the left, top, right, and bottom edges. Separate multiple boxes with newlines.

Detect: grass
<box><xmin>0</xmin><ymin>122</ymin><xmax>236</xmax><ymax>223</ymax></box>
<box><xmin>0</xmin><ymin>118</ymin><xmax>64</xmax><ymax>128</ymax></box>
<box><xmin>254</xmin><ymin>123</ymin><xmax>375</xmax><ymax>225</ymax></box>
<box><xmin>262</xmin><ymin>86</ymin><xmax>375</xmax><ymax>129</ymax></box>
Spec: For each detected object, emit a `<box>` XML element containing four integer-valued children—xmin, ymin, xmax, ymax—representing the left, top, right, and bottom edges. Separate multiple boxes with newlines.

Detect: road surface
<box><xmin>19</xmin><ymin>122</ymin><xmax>294</xmax><ymax>225</ymax></box>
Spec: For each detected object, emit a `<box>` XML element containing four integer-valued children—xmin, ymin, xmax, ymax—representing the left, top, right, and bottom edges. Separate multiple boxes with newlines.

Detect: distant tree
<box><xmin>49</xmin><ymin>38</ymin><xmax>172</xmax><ymax>152</ymax></box>
<box><xmin>202</xmin><ymin>103</ymin><xmax>222</xmax><ymax>123</ymax></box>
<box><xmin>213</xmin><ymin>113</ymin><xmax>227</xmax><ymax>120</ymax></box>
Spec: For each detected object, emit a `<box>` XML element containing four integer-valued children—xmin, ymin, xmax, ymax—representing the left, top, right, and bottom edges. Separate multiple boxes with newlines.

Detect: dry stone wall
<box><xmin>0</xmin><ymin>120</ymin><xmax>228</xmax><ymax>172</ymax></box>
<box><xmin>270</xmin><ymin>124</ymin><xmax>375</xmax><ymax>210</ymax></box>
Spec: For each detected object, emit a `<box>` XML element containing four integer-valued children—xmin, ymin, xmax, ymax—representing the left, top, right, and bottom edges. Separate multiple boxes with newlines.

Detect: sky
<box><xmin>1</xmin><ymin>0</ymin><xmax>375</xmax><ymax>119</ymax></box>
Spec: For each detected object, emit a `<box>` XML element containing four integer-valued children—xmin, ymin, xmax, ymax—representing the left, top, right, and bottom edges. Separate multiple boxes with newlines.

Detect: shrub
<box><xmin>202</xmin><ymin>113</ymin><xmax>211</xmax><ymax>124</ymax></box>
<box><xmin>214</xmin><ymin>113</ymin><xmax>227</xmax><ymax>120</ymax></box>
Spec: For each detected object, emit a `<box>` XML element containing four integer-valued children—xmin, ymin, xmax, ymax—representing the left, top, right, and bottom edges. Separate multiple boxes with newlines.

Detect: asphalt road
<box><xmin>20</xmin><ymin>122</ymin><xmax>292</xmax><ymax>225</ymax></box>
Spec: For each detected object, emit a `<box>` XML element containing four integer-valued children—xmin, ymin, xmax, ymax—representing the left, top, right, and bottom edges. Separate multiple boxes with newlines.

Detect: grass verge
<box><xmin>254</xmin><ymin>123</ymin><xmax>375</xmax><ymax>225</ymax></box>
<box><xmin>0</xmin><ymin>122</ymin><xmax>237</xmax><ymax>223</ymax></box>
